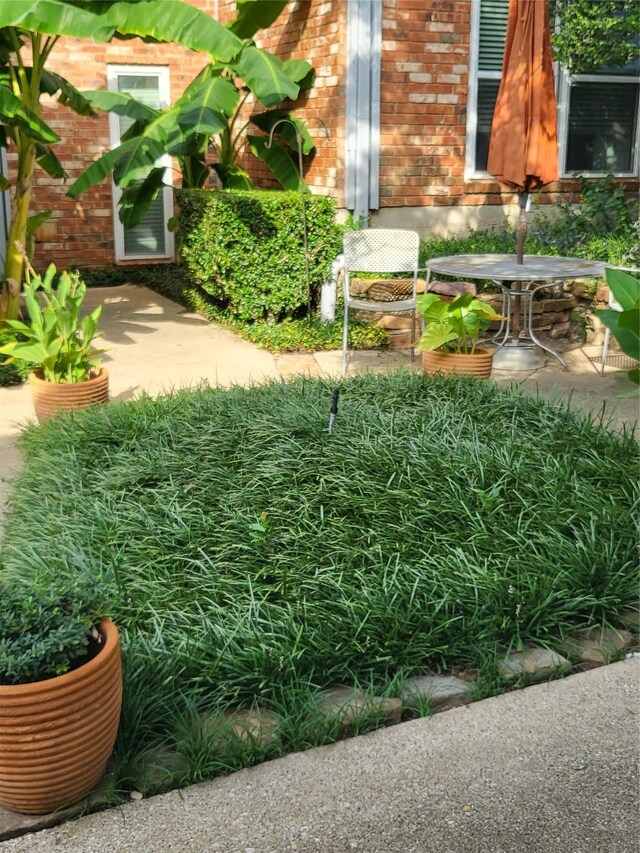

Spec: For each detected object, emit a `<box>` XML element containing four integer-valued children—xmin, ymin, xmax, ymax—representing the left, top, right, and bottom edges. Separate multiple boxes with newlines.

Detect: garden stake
<box><xmin>328</xmin><ymin>388</ymin><xmax>340</xmax><ymax>434</ymax></box>
<box><xmin>265</xmin><ymin>118</ymin><xmax>312</xmax><ymax>324</ymax></box>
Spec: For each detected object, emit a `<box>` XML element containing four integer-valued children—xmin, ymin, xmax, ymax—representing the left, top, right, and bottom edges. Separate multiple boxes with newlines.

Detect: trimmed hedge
<box><xmin>177</xmin><ymin>190</ymin><xmax>344</xmax><ymax>322</ymax></box>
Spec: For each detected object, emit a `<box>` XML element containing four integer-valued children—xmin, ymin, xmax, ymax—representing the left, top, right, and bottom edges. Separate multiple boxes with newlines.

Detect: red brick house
<box><xmin>2</xmin><ymin>0</ymin><xmax>638</xmax><ymax>272</ymax></box>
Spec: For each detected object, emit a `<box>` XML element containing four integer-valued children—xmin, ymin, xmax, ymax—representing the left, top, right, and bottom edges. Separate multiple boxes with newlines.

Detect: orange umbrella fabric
<box><xmin>487</xmin><ymin>0</ymin><xmax>558</xmax><ymax>192</ymax></box>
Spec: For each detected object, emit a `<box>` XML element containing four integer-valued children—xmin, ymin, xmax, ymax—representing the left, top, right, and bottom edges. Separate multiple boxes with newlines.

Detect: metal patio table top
<box><xmin>425</xmin><ymin>254</ymin><xmax>606</xmax><ymax>282</ymax></box>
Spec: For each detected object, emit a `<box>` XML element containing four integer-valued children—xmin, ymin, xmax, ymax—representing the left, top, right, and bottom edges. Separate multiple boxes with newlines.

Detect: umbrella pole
<box><xmin>512</xmin><ymin>190</ymin><xmax>529</xmax><ymax>341</ymax></box>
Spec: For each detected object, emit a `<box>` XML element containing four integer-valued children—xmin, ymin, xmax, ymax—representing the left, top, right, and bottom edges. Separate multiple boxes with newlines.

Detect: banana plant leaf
<box><xmin>282</xmin><ymin>58</ymin><xmax>315</xmax><ymax>90</ymax></box>
<box><xmin>35</xmin><ymin>143</ymin><xmax>67</xmax><ymax>180</ymax></box>
<box><xmin>0</xmin><ymin>87</ymin><xmax>59</xmax><ymax>143</ymax></box>
<box><xmin>82</xmin><ymin>90</ymin><xmax>159</xmax><ymax>122</ymax></box>
<box><xmin>211</xmin><ymin>163</ymin><xmax>253</xmax><ymax>190</ymax></box>
<box><xmin>228</xmin><ymin>0</ymin><xmax>288</xmax><ymax>39</ymax></box>
<box><xmin>97</xmin><ymin>0</ymin><xmax>243</xmax><ymax>61</ymax></box>
<box><xmin>40</xmin><ymin>70</ymin><xmax>96</xmax><ymax>117</ymax></box>
<box><xmin>248</xmin><ymin>136</ymin><xmax>305</xmax><ymax>191</ymax></box>
<box><xmin>0</xmin><ymin>0</ymin><xmax>115</xmax><ymax>40</ymax></box>
<box><xmin>118</xmin><ymin>167</ymin><xmax>166</xmax><ymax>228</ymax></box>
<box><xmin>233</xmin><ymin>46</ymin><xmax>300</xmax><ymax>106</ymax></box>
<box><xmin>250</xmin><ymin>110</ymin><xmax>315</xmax><ymax>155</ymax></box>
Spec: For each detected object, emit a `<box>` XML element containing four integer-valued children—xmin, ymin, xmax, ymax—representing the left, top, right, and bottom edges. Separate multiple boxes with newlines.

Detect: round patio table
<box><xmin>425</xmin><ymin>254</ymin><xmax>606</xmax><ymax>370</ymax></box>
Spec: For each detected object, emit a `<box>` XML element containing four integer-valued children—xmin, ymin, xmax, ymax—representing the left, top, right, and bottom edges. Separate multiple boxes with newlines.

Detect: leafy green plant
<box><xmin>69</xmin><ymin>2</ymin><xmax>315</xmax><ymax>226</ymax></box>
<box><xmin>596</xmin><ymin>267</ymin><xmax>640</xmax><ymax>395</ymax></box>
<box><xmin>237</xmin><ymin>317</ymin><xmax>388</xmax><ymax>353</ymax></box>
<box><xmin>0</xmin><ymin>0</ymin><xmax>244</xmax><ymax>321</ymax></box>
<box><xmin>416</xmin><ymin>291</ymin><xmax>503</xmax><ymax>354</ymax></box>
<box><xmin>178</xmin><ymin>190</ymin><xmax>344</xmax><ymax>322</ymax></box>
<box><xmin>0</xmin><ymin>329</ymin><xmax>30</xmax><ymax>386</ymax></box>
<box><xmin>0</xmin><ymin>263</ymin><xmax>105</xmax><ymax>382</ymax></box>
<box><xmin>0</xmin><ymin>579</ymin><xmax>103</xmax><ymax>685</ymax></box>
<box><xmin>529</xmin><ymin>176</ymin><xmax>637</xmax><ymax>256</ymax></box>
<box><xmin>551</xmin><ymin>0</ymin><xmax>640</xmax><ymax>74</ymax></box>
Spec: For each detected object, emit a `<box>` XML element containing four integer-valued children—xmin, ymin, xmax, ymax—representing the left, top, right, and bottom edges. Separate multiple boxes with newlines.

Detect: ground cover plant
<box><xmin>1</xmin><ymin>371</ymin><xmax>637</xmax><ymax>799</ymax></box>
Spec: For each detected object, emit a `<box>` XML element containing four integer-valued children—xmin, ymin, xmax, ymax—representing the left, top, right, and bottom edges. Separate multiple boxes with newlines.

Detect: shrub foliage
<box><xmin>178</xmin><ymin>189</ymin><xmax>344</xmax><ymax>322</ymax></box>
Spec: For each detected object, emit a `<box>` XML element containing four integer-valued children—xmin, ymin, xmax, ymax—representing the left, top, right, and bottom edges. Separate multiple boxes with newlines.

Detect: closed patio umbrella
<box><xmin>487</xmin><ymin>0</ymin><xmax>559</xmax><ymax>265</ymax></box>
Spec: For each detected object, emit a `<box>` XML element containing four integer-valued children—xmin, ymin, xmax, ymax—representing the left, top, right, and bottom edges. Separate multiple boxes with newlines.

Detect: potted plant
<box><xmin>416</xmin><ymin>290</ymin><xmax>503</xmax><ymax>379</ymax></box>
<box><xmin>0</xmin><ymin>579</ymin><xmax>122</xmax><ymax>815</ymax></box>
<box><xmin>0</xmin><ymin>262</ymin><xmax>108</xmax><ymax>423</ymax></box>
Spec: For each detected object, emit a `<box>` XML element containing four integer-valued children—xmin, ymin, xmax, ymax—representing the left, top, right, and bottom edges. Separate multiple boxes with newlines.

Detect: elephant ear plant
<box><xmin>0</xmin><ymin>262</ymin><xmax>105</xmax><ymax>383</ymax></box>
<box><xmin>417</xmin><ymin>291</ymin><xmax>503</xmax><ymax>354</ymax></box>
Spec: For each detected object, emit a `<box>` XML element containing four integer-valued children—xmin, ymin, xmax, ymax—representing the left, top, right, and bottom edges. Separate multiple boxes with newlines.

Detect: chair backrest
<box><xmin>343</xmin><ymin>229</ymin><xmax>420</xmax><ymax>274</ymax></box>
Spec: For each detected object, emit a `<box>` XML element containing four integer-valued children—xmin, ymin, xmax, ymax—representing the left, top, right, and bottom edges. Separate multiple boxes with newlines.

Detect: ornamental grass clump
<box><xmin>1</xmin><ymin>371</ymin><xmax>637</xmax><ymax>795</ymax></box>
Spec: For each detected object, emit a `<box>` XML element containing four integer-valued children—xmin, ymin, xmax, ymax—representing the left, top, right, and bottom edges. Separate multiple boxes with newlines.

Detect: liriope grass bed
<box><xmin>1</xmin><ymin>370</ymin><xmax>637</xmax><ymax>799</ymax></box>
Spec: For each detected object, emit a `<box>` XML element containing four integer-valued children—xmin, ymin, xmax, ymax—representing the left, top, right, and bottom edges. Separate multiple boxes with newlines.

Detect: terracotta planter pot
<box><xmin>0</xmin><ymin>619</ymin><xmax>122</xmax><ymax>815</ymax></box>
<box><xmin>422</xmin><ymin>348</ymin><xmax>494</xmax><ymax>380</ymax></box>
<box><xmin>30</xmin><ymin>368</ymin><xmax>109</xmax><ymax>424</ymax></box>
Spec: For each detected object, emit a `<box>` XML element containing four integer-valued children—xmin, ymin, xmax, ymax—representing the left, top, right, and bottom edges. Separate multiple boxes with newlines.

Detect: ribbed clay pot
<box><xmin>422</xmin><ymin>348</ymin><xmax>494</xmax><ymax>380</ymax></box>
<box><xmin>30</xmin><ymin>367</ymin><xmax>109</xmax><ymax>424</ymax></box>
<box><xmin>0</xmin><ymin>619</ymin><xmax>122</xmax><ymax>815</ymax></box>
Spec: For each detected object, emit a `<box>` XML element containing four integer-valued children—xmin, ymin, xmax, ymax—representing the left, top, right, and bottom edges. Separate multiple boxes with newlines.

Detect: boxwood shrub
<box><xmin>177</xmin><ymin>190</ymin><xmax>344</xmax><ymax>322</ymax></box>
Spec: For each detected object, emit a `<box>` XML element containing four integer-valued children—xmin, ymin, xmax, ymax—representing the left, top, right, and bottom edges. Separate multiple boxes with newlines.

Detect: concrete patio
<box><xmin>0</xmin><ymin>284</ymin><xmax>638</xmax><ymax>851</ymax></box>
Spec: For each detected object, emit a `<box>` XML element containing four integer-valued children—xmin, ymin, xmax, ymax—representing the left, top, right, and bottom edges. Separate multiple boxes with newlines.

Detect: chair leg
<box><xmin>342</xmin><ymin>302</ymin><xmax>349</xmax><ymax>377</ymax></box>
<box><xmin>600</xmin><ymin>327</ymin><xmax>610</xmax><ymax>376</ymax></box>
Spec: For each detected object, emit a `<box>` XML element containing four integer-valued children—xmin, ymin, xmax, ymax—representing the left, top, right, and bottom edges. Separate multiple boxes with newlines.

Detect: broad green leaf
<box><xmin>40</xmin><ymin>70</ymin><xmax>96</xmax><ymax>117</ymax></box>
<box><xmin>233</xmin><ymin>46</ymin><xmax>299</xmax><ymax>106</ymax></box>
<box><xmin>68</xmin><ymin>135</ymin><xmax>165</xmax><ymax>197</ymax></box>
<box><xmin>99</xmin><ymin>1</ymin><xmax>243</xmax><ymax>62</ymax></box>
<box><xmin>82</xmin><ymin>90</ymin><xmax>159</xmax><ymax>122</ymax></box>
<box><xmin>0</xmin><ymin>1</ymin><xmax>115</xmax><ymax>41</ymax></box>
<box><xmin>119</xmin><ymin>167</ymin><xmax>166</xmax><ymax>228</ymax></box>
<box><xmin>0</xmin><ymin>174</ymin><xmax>9</xmax><ymax>191</ymax></box>
<box><xmin>596</xmin><ymin>308</ymin><xmax>639</xmax><ymax>362</ymax></box>
<box><xmin>0</xmin><ymin>87</ymin><xmax>59</xmax><ymax>143</ymax></box>
<box><xmin>282</xmin><ymin>59</ymin><xmax>315</xmax><ymax>90</ymax></box>
<box><xmin>417</xmin><ymin>324</ymin><xmax>460</xmax><ymax>352</ymax></box>
<box><xmin>35</xmin><ymin>143</ymin><xmax>67</xmax><ymax>179</ymax></box>
<box><xmin>211</xmin><ymin>163</ymin><xmax>253</xmax><ymax>189</ymax></box>
<box><xmin>228</xmin><ymin>0</ymin><xmax>288</xmax><ymax>39</ymax></box>
<box><xmin>606</xmin><ymin>268</ymin><xmax>640</xmax><ymax>312</ymax></box>
<box><xmin>248</xmin><ymin>136</ymin><xmax>305</xmax><ymax>191</ymax></box>
<box><xmin>26</xmin><ymin>210</ymin><xmax>53</xmax><ymax>235</ymax></box>
<box><xmin>250</xmin><ymin>110</ymin><xmax>315</xmax><ymax>155</ymax></box>
<box><xmin>178</xmin><ymin>106</ymin><xmax>228</xmax><ymax>139</ymax></box>
<box><xmin>177</xmin><ymin>73</ymin><xmax>240</xmax><ymax>123</ymax></box>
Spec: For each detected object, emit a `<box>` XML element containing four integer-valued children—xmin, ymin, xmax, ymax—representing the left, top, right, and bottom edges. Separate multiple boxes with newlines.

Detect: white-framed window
<box><xmin>465</xmin><ymin>0</ymin><xmax>640</xmax><ymax>180</ymax></box>
<box><xmin>107</xmin><ymin>65</ymin><xmax>174</xmax><ymax>261</ymax></box>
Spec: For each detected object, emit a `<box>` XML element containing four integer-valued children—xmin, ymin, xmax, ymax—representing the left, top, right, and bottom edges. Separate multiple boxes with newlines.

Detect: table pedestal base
<box><xmin>492</xmin><ymin>342</ymin><xmax>545</xmax><ymax>371</ymax></box>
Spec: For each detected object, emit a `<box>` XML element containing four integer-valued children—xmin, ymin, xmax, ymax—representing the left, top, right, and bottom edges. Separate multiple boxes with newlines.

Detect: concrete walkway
<box><xmin>3</xmin><ymin>659</ymin><xmax>638</xmax><ymax>853</ymax></box>
<box><xmin>1</xmin><ymin>285</ymin><xmax>638</xmax><ymax>851</ymax></box>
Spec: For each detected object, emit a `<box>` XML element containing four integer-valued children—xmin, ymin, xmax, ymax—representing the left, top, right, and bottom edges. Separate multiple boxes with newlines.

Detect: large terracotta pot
<box><xmin>422</xmin><ymin>348</ymin><xmax>494</xmax><ymax>380</ymax></box>
<box><xmin>0</xmin><ymin>619</ymin><xmax>122</xmax><ymax>815</ymax></box>
<box><xmin>30</xmin><ymin>368</ymin><xmax>109</xmax><ymax>424</ymax></box>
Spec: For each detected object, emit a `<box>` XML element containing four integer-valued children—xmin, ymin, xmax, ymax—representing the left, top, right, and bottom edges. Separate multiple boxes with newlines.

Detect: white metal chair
<box><xmin>342</xmin><ymin>229</ymin><xmax>420</xmax><ymax>375</ymax></box>
<box><xmin>599</xmin><ymin>265</ymin><xmax>639</xmax><ymax>375</ymax></box>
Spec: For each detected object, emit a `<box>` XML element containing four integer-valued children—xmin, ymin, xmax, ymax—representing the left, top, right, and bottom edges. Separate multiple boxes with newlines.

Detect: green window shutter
<box><xmin>475</xmin><ymin>79</ymin><xmax>501</xmax><ymax>171</ymax></box>
<box><xmin>567</xmin><ymin>81</ymin><xmax>639</xmax><ymax>172</ymax></box>
<box><xmin>478</xmin><ymin>0</ymin><xmax>509</xmax><ymax>72</ymax></box>
<box><xmin>116</xmin><ymin>74</ymin><xmax>166</xmax><ymax>257</ymax></box>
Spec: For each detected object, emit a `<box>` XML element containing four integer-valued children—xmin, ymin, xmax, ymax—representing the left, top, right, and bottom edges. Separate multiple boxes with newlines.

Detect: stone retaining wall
<box><xmin>356</xmin><ymin>279</ymin><xmax>609</xmax><ymax>350</ymax></box>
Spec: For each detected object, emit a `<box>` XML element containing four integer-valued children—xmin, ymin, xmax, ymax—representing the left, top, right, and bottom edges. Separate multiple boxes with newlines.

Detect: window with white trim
<box><xmin>466</xmin><ymin>0</ymin><xmax>640</xmax><ymax>179</ymax></box>
<box><xmin>107</xmin><ymin>65</ymin><xmax>174</xmax><ymax>261</ymax></box>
